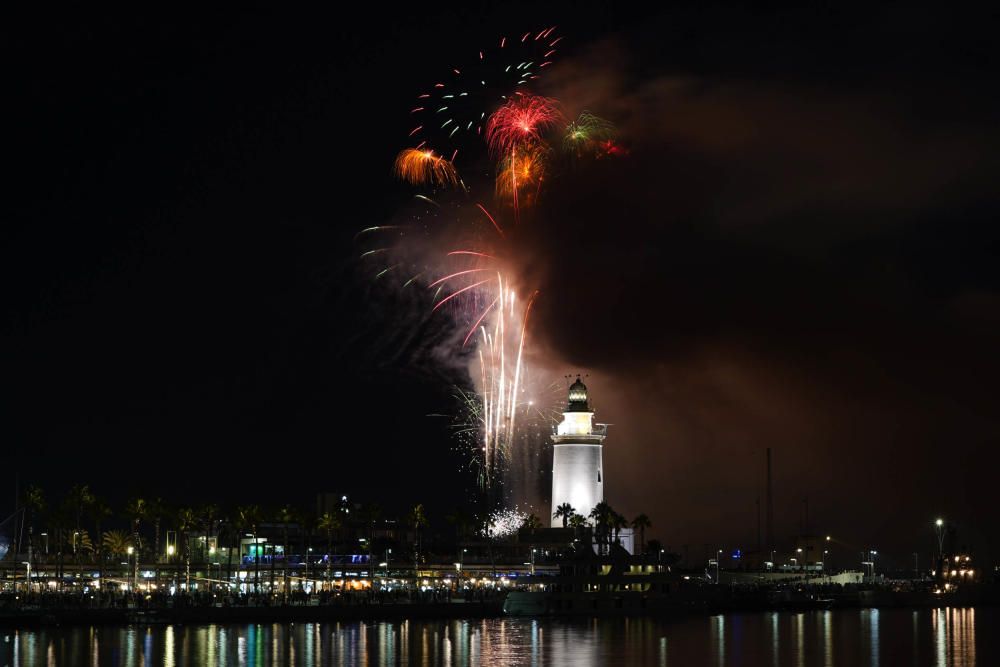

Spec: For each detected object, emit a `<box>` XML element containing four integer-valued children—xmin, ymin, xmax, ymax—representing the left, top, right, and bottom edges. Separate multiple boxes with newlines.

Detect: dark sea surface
<box><xmin>1</xmin><ymin>607</ymin><xmax>994</xmax><ymax>666</ymax></box>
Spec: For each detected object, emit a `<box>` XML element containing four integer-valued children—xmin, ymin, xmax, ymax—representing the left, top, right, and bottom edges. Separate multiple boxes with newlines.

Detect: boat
<box><xmin>503</xmin><ymin>551</ymin><xmax>708</xmax><ymax>617</ymax></box>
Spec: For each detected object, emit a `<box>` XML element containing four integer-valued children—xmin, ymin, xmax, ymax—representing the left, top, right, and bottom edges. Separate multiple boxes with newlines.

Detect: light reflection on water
<box><xmin>0</xmin><ymin>607</ymin><xmax>992</xmax><ymax>666</ymax></box>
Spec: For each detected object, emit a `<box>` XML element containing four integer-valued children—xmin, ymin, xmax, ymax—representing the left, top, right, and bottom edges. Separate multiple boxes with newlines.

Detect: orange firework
<box><xmin>496</xmin><ymin>143</ymin><xmax>548</xmax><ymax>202</ymax></box>
<box><xmin>393</xmin><ymin>148</ymin><xmax>460</xmax><ymax>188</ymax></box>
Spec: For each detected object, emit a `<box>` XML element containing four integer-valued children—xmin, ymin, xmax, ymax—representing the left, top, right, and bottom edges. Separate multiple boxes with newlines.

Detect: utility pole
<box><xmin>755</xmin><ymin>496</ymin><xmax>761</xmax><ymax>553</ymax></box>
<box><xmin>765</xmin><ymin>449</ymin><xmax>774</xmax><ymax>557</ymax></box>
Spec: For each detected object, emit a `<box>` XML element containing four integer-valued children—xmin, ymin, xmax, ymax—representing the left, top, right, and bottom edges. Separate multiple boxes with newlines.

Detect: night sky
<box><xmin>5</xmin><ymin>4</ymin><xmax>999</xmax><ymax>567</ymax></box>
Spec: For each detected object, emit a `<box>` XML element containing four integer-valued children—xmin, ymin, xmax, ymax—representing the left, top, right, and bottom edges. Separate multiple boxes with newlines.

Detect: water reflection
<box><xmin>0</xmin><ymin>607</ymin><xmax>991</xmax><ymax>666</ymax></box>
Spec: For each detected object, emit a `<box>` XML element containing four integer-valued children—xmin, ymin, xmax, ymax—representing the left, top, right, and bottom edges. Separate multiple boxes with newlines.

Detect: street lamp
<box><xmin>716</xmin><ymin>549</ymin><xmax>722</xmax><ymax>584</ymax></box>
<box><xmin>822</xmin><ymin>550</ymin><xmax>829</xmax><ymax>575</ymax></box>
<box><xmin>127</xmin><ymin>546</ymin><xmax>135</xmax><ymax>589</ymax></box>
<box><xmin>796</xmin><ymin>548</ymin><xmax>803</xmax><ymax>572</ymax></box>
<box><xmin>935</xmin><ymin>519</ymin><xmax>945</xmax><ymax>557</ymax></box>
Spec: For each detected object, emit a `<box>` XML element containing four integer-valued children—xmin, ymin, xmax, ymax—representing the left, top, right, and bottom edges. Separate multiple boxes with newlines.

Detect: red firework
<box><xmin>485</xmin><ymin>94</ymin><xmax>564</xmax><ymax>156</ymax></box>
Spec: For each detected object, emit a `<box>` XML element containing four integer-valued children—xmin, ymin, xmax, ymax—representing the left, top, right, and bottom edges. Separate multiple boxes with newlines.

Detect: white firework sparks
<box><xmin>484</xmin><ymin>507</ymin><xmax>528</xmax><ymax>538</ymax></box>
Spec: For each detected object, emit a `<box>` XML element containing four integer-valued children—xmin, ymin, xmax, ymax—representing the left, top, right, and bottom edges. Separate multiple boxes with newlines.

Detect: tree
<box><xmin>588</xmin><ymin>502</ymin><xmax>614</xmax><ymax>554</ymax></box>
<box><xmin>67</xmin><ymin>484</ymin><xmax>94</xmax><ymax>564</ymax></box>
<box><xmin>611</xmin><ymin>512</ymin><xmax>628</xmax><ymax>547</ymax></box>
<box><xmin>276</xmin><ymin>505</ymin><xmax>298</xmax><ymax>600</ymax></box>
<box><xmin>358</xmin><ymin>503</ymin><xmax>383</xmax><ymax>554</ymax></box>
<box><xmin>47</xmin><ymin>506</ymin><xmax>70</xmax><ymax>587</ymax></box>
<box><xmin>102</xmin><ymin>529</ymin><xmax>133</xmax><ymax>558</ymax></box>
<box><xmin>21</xmin><ymin>485</ymin><xmax>45</xmax><ymax>577</ymax></box>
<box><xmin>175</xmin><ymin>507</ymin><xmax>198</xmax><ymax>591</ymax></box>
<box><xmin>125</xmin><ymin>497</ymin><xmax>148</xmax><ymax>559</ymax></box>
<box><xmin>89</xmin><ymin>499</ymin><xmax>112</xmax><ymax>592</ymax></box>
<box><xmin>200</xmin><ymin>503</ymin><xmax>220</xmax><ymax>563</ymax></box>
<box><xmin>74</xmin><ymin>531</ymin><xmax>95</xmax><ymax>557</ymax></box>
<box><xmin>445</xmin><ymin>508</ymin><xmax>474</xmax><ymax>543</ymax></box>
<box><xmin>410</xmin><ymin>504</ymin><xmax>428</xmax><ymax>565</ymax></box>
<box><xmin>568</xmin><ymin>514</ymin><xmax>587</xmax><ymax>530</ymax></box>
<box><xmin>147</xmin><ymin>497</ymin><xmax>165</xmax><ymax>563</ymax></box>
<box><xmin>317</xmin><ymin>511</ymin><xmax>342</xmax><ymax>591</ymax></box>
<box><xmin>237</xmin><ymin>505</ymin><xmax>262</xmax><ymax>594</ymax></box>
<box><xmin>552</xmin><ymin>503</ymin><xmax>575</xmax><ymax>528</ymax></box>
<box><xmin>522</xmin><ymin>514</ymin><xmax>543</xmax><ymax>532</ymax></box>
<box><xmin>631</xmin><ymin>514</ymin><xmax>652</xmax><ymax>554</ymax></box>
<box><xmin>299</xmin><ymin>510</ymin><xmax>316</xmax><ymax>592</ymax></box>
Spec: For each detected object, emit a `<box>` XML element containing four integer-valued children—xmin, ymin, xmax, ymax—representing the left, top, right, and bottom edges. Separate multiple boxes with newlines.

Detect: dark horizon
<box><xmin>4</xmin><ymin>4</ymin><xmax>1000</xmax><ymax>571</ymax></box>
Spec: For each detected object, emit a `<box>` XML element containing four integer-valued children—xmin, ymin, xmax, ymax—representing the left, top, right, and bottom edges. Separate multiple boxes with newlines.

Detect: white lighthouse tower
<box><xmin>550</xmin><ymin>377</ymin><xmax>607</xmax><ymax>527</ymax></box>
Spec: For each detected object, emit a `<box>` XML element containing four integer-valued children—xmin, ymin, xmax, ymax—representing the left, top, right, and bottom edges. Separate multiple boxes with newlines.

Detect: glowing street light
<box><xmin>935</xmin><ymin>519</ymin><xmax>945</xmax><ymax>557</ymax></box>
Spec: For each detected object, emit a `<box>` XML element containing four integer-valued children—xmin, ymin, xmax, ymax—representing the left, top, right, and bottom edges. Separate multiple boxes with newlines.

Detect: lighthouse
<box><xmin>550</xmin><ymin>377</ymin><xmax>607</xmax><ymax>527</ymax></box>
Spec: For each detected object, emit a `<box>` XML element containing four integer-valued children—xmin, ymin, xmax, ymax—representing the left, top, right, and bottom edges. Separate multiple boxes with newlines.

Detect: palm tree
<box><xmin>611</xmin><ymin>512</ymin><xmax>629</xmax><ymax>547</ymax></box>
<box><xmin>21</xmin><ymin>485</ymin><xmax>45</xmax><ymax>576</ymax></box>
<box><xmin>522</xmin><ymin>513</ymin><xmax>544</xmax><ymax>532</ymax></box>
<box><xmin>67</xmin><ymin>484</ymin><xmax>94</xmax><ymax>565</ymax></box>
<box><xmin>237</xmin><ymin>505</ymin><xmax>262</xmax><ymax>594</ymax></box>
<box><xmin>409</xmin><ymin>504</ymin><xmax>428</xmax><ymax>565</ymax></box>
<box><xmin>103</xmin><ymin>529</ymin><xmax>133</xmax><ymax>558</ymax></box>
<box><xmin>147</xmin><ymin>497</ymin><xmax>165</xmax><ymax>563</ymax></box>
<box><xmin>589</xmin><ymin>502</ymin><xmax>614</xmax><ymax>555</ymax></box>
<box><xmin>125</xmin><ymin>497</ymin><xmax>148</xmax><ymax>560</ymax></box>
<box><xmin>552</xmin><ymin>503</ymin><xmax>575</xmax><ymax>528</ymax></box>
<box><xmin>100</xmin><ymin>529</ymin><xmax>125</xmax><ymax>588</ymax></box>
<box><xmin>299</xmin><ymin>510</ymin><xmax>316</xmax><ymax>592</ymax></box>
<box><xmin>568</xmin><ymin>513</ymin><xmax>587</xmax><ymax>530</ymax></box>
<box><xmin>631</xmin><ymin>514</ymin><xmax>652</xmax><ymax>554</ymax></box>
<box><xmin>276</xmin><ymin>505</ymin><xmax>298</xmax><ymax>600</ymax></box>
<box><xmin>446</xmin><ymin>508</ymin><xmax>474</xmax><ymax>543</ymax></box>
<box><xmin>75</xmin><ymin>531</ymin><xmax>95</xmax><ymax>558</ymax></box>
<box><xmin>175</xmin><ymin>507</ymin><xmax>198</xmax><ymax>591</ymax></box>
<box><xmin>48</xmin><ymin>506</ymin><xmax>70</xmax><ymax>586</ymax></box>
<box><xmin>317</xmin><ymin>511</ymin><xmax>341</xmax><ymax>591</ymax></box>
<box><xmin>358</xmin><ymin>503</ymin><xmax>382</xmax><ymax>553</ymax></box>
<box><xmin>200</xmin><ymin>503</ymin><xmax>220</xmax><ymax>563</ymax></box>
<box><xmin>89</xmin><ymin>499</ymin><xmax>112</xmax><ymax>591</ymax></box>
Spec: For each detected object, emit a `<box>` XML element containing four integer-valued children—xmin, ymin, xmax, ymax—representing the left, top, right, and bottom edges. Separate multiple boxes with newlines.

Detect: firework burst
<box><xmin>495</xmin><ymin>142</ymin><xmax>549</xmax><ymax>203</ymax></box>
<box><xmin>484</xmin><ymin>507</ymin><xmax>528</xmax><ymax>538</ymax></box>
<box><xmin>563</xmin><ymin>111</ymin><xmax>616</xmax><ymax>157</ymax></box>
<box><xmin>393</xmin><ymin>148</ymin><xmax>460</xmax><ymax>188</ymax></box>
<box><xmin>485</xmin><ymin>94</ymin><xmax>564</xmax><ymax>156</ymax></box>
